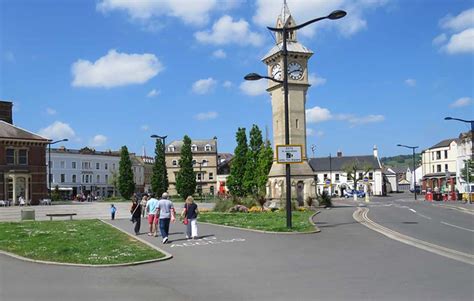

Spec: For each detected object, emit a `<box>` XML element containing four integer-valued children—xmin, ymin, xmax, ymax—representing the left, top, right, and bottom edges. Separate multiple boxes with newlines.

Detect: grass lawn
<box><xmin>0</xmin><ymin>220</ymin><xmax>165</xmax><ymax>265</ymax></box>
<box><xmin>199</xmin><ymin>211</ymin><xmax>316</xmax><ymax>232</ymax></box>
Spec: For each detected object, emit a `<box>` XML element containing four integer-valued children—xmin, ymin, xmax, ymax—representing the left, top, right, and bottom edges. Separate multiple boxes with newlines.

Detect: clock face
<box><xmin>271</xmin><ymin>64</ymin><xmax>282</xmax><ymax>80</ymax></box>
<box><xmin>288</xmin><ymin>61</ymin><xmax>303</xmax><ymax>80</ymax></box>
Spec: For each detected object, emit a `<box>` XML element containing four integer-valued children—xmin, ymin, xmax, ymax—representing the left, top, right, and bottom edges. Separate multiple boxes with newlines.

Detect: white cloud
<box><xmin>307</xmin><ymin>128</ymin><xmax>324</xmax><ymax>137</ymax></box>
<box><xmin>192</xmin><ymin>77</ymin><xmax>217</xmax><ymax>94</ymax></box>
<box><xmin>444</xmin><ymin>28</ymin><xmax>474</xmax><ymax>54</ymax></box>
<box><xmin>39</xmin><ymin>121</ymin><xmax>76</xmax><ymax>140</ymax></box>
<box><xmin>253</xmin><ymin>0</ymin><xmax>388</xmax><ymax>38</ymax></box>
<box><xmin>71</xmin><ymin>49</ymin><xmax>163</xmax><ymax>88</ymax></box>
<box><xmin>97</xmin><ymin>0</ymin><xmax>218</xmax><ymax>26</ymax></box>
<box><xmin>141</xmin><ymin>125</ymin><xmax>150</xmax><ymax>131</ymax></box>
<box><xmin>195</xmin><ymin>111</ymin><xmax>218</xmax><ymax>120</ymax></box>
<box><xmin>434</xmin><ymin>8</ymin><xmax>474</xmax><ymax>55</ymax></box>
<box><xmin>345</xmin><ymin>114</ymin><xmax>385</xmax><ymax>125</ymax></box>
<box><xmin>46</xmin><ymin>108</ymin><xmax>57</xmax><ymax>115</ymax></box>
<box><xmin>4</xmin><ymin>51</ymin><xmax>15</xmax><ymax>62</ymax></box>
<box><xmin>239</xmin><ymin>80</ymin><xmax>267</xmax><ymax>96</ymax></box>
<box><xmin>405</xmin><ymin>79</ymin><xmax>416</xmax><ymax>87</ymax></box>
<box><xmin>306</xmin><ymin>106</ymin><xmax>332</xmax><ymax>123</ymax></box>
<box><xmin>223</xmin><ymin>80</ymin><xmax>233</xmax><ymax>88</ymax></box>
<box><xmin>450</xmin><ymin>97</ymin><xmax>473</xmax><ymax>108</ymax></box>
<box><xmin>147</xmin><ymin>89</ymin><xmax>160</xmax><ymax>97</ymax></box>
<box><xmin>212</xmin><ymin>49</ymin><xmax>227</xmax><ymax>59</ymax></box>
<box><xmin>308</xmin><ymin>73</ymin><xmax>327</xmax><ymax>86</ymax></box>
<box><xmin>195</xmin><ymin>15</ymin><xmax>264</xmax><ymax>46</ymax></box>
<box><xmin>89</xmin><ymin>134</ymin><xmax>108</xmax><ymax>147</ymax></box>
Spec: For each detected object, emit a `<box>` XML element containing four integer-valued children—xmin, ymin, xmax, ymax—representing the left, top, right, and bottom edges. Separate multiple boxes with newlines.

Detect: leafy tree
<box><xmin>52</xmin><ymin>185</ymin><xmax>61</xmax><ymax>202</ymax></box>
<box><xmin>175</xmin><ymin>135</ymin><xmax>196</xmax><ymax>199</ymax></box>
<box><xmin>118</xmin><ymin>146</ymin><xmax>135</xmax><ymax>200</ymax></box>
<box><xmin>227</xmin><ymin>128</ymin><xmax>248</xmax><ymax>197</ymax></box>
<box><xmin>460</xmin><ymin>159</ymin><xmax>474</xmax><ymax>183</ymax></box>
<box><xmin>243</xmin><ymin>125</ymin><xmax>264</xmax><ymax>195</ymax></box>
<box><xmin>255</xmin><ymin>139</ymin><xmax>274</xmax><ymax>197</ymax></box>
<box><xmin>342</xmin><ymin>160</ymin><xmax>372</xmax><ymax>200</ymax></box>
<box><xmin>108</xmin><ymin>170</ymin><xmax>119</xmax><ymax>197</ymax></box>
<box><xmin>151</xmin><ymin>138</ymin><xmax>169</xmax><ymax>196</ymax></box>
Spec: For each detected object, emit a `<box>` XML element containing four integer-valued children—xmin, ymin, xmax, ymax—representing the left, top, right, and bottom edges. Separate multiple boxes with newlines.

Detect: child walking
<box><xmin>110</xmin><ymin>204</ymin><xmax>117</xmax><ymax>220</ymax></box>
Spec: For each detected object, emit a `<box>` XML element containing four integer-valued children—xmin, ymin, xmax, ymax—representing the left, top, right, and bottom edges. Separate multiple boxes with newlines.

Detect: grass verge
<box><xmin>199</xmin><ymin>211</ymin><xmax>316</xmax><ymax>232</ymax></box>
<box><xmin>0</xmin><ymin>219</ymin><xmax>164</xmax><ymax>265</ymax></box>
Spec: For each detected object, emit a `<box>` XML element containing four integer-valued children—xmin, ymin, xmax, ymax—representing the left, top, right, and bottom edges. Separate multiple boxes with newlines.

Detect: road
<box><xmin>1</xmin><ymin>194</ymin><xmax>473</xmax><ymax>300</ymax></box>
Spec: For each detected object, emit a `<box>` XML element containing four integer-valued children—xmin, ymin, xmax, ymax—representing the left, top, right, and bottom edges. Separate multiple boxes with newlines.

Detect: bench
<box><xmin>46</xmin><ymin>213</ymin><xmax>77</xmax><ymax>221</ymax></box>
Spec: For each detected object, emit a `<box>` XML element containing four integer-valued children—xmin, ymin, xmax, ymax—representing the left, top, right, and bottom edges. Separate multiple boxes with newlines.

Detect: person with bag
<box><xmin>130</xmin><ymin>198</ymin><xmax>142</xmax><ymax>235</ymax></box>
<box><xmin>181</xmin><ymin>196</ymin><xmax>199</xmax><ymax>240</ymax></box>
<box><xmin>146</xmin><ymin>194</ymin><xmax>159</xmax><ymax>237</ymax></box>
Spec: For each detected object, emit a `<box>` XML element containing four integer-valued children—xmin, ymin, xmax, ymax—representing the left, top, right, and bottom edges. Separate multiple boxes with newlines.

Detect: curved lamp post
<box><xmin>245</xmin><ymin>10</ymin><xmax>346</xmax><ymax>228</ymax></box>
<box><xmin>444</xmin><ymin>117</ymin><xmax>474</xmax><ymax>161</ymax></box>
<box><xmin>397</xmin><ymin>144</ymin><xmax>419</xmax><ymax>200</ymax></box>
<box><xmin>48</xmin><ymin>138</ymin><xmax>68</xmax><ymax>200</ymax></box>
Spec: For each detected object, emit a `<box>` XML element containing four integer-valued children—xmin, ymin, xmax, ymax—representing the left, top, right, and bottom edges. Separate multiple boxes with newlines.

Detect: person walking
<box><xmin>146</xmin><ymin>194</ymin><xmax>159</xmax><ymax>236</ymax></box>
<box><xmin>181</xmin><ymin>196</ymin><xmax>199</xmax><ymax>240</ymax></box>
<box><xmin>130</xmin><ymin>198</ymin><xmax>142</xmax><ymax>235</ymax></box>
<box><xmin>140</xmin><ymin>194</ymin><xmax>148</xmax><ymax>218</ymax></box>
<box><xmin>156</xmin><ymin>192</ymin><xmax>175</xmax><ymax>244</ymax></box>
<box><xmin>110</xmin><ymin>204</ymin><xmax>117</xmax><ymax>220</ymax></box>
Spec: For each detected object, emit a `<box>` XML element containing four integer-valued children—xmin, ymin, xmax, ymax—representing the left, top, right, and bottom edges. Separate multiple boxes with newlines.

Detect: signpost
<box><xmin>363</xmin><ymin>177</ymin><xmax>370</xmax><ymax>203</ymax></box>
<box><xmin>276</xmin><ymin>145</ymin><xmax>303</xmax><ymax>164</ymax></box>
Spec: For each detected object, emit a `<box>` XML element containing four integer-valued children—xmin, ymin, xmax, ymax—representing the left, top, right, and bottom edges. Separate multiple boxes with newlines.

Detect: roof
<box><xmin>166</xmin><ymin>139</ymin><xmax>217</xmax><ymax>153</ymax></box>
<box><xmin>390</xmin><ymin>166</ymin><xmax>410</xmax><ymax>174</ymax></box>
<box><xmin>51</xmin><ymin>147</ymin><xmax>121</xmax><ymax>156</ymax></box>
<box><xmin>428</xmin><ymin>138</ymin><xmax>458</xmax><ymax>149</ymax></box>
<box><xmin>0</xmin><ymin>120</ymin><xmax>49</xmax><ymax>142</ymax></box>
<box><xmin>309</xmin><ymin>155</ymin><xmax>381</xmax><ymax>172</ymax></box>
<box><xmin>262</xmin><ymin>41</ymin><xmax>313</xmax><ymax>61</ymax></box>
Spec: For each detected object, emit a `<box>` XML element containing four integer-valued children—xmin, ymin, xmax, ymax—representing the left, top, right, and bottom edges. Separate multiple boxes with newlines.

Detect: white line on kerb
<box><xmin>441</xmin><ymin>222</ymin><xmax>474</xmax><ymax>233</ymax></box>
<box><xmin>409</xmin><ymin>208</ymin><xmax>416</xmax><ymax>213</ymax></box>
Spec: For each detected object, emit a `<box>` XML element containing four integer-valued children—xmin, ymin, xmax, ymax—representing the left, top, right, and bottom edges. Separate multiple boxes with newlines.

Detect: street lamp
<box><xmin>195</xmin><ymin>160</ymin><xmax>207</xmax><ymax>201</ymax></box>
<box><xmin>397</xmin><ymin>144</ymin><xmax>419</xmax><ymax>200</ymax></box>
<box><xmin>47</xmin><ymin>139</ymin><xmax>68</xmax><ymax>200</ymax></box>
<box><xmin>444</xmin><ymin>117</ymin><xmax>474</xmax><ymax>161</ymax></box>
<box><xmin>245</xmin><ymin>10</ymin><xmax>346</xmax><ymax>228</ymax></box>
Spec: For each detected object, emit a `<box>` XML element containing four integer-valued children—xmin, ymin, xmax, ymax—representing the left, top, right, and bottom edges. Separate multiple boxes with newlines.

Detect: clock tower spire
<box><xmin>262</xmin><ymin>1</ymin><xmax>316</xmax><ymax>204</ymax></box>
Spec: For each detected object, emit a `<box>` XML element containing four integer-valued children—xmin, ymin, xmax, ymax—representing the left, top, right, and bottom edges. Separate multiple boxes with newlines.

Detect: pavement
<box><xmin>1</xmin><ymin>195</ymin><xmax>473</xmax><ymax>301</ymax></box>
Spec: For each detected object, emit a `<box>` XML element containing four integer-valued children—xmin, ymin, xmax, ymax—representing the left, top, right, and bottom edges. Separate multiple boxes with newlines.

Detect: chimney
<box><xmin>337</xmin><ymin>150</ymin><xmax>343</xmax><ymax>157</ymax></box>
<box><xmin>373</xmin><ymin>145</ymin><xmax>378</xmax><ymax>158</ymax></box>
<box><xmin>0</xmin><ymin>100</ymin><xmax>13</xmax><ymax>124</ymax></box>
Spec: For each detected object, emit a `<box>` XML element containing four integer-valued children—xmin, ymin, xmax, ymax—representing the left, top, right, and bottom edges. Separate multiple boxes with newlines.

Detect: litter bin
<box><xmin>21</xmin><ymin>209</ymin><xmax>35</xmax><ymax>221</ymax></box>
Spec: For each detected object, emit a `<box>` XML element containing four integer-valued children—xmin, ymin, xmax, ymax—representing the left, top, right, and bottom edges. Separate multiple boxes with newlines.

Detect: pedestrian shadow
<box><xmin>315</xmin><ymin>221</ymin><xmax>359</xmax><ymax>228</ymax></box>
<box><xmin>169</xmin><ymin>234</ymin><xmax>215</xmax><ymax>243</ymax></box>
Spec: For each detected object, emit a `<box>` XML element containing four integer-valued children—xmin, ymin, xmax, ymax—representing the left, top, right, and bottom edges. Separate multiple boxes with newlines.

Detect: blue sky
<box><xmin>1</xmin><ymin>0</ymin><xmax>473</xmax><ymax>158</ymax></box>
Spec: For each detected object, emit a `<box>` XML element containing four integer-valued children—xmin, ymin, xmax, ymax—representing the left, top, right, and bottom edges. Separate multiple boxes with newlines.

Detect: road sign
<box><xmin>363</xmin><ymin>177</ymin><xmax>369</xmax><ymax>183</ymax></box>
<box><xmin>276</xmin><ymin>145</ymin><xmax>303</xmax><ymax>163</ymax></box>
<box><xmin>325</xmin><ymin>179</ymin><xmax>331</xmax><ymax>185</ymax></box>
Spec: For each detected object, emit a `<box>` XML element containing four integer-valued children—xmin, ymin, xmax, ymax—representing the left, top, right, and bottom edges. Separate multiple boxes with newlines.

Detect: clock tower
<box><xmin>263</xmin><ymin>2</ymin><xmax>316</xmax><ymax>203</ymax></box>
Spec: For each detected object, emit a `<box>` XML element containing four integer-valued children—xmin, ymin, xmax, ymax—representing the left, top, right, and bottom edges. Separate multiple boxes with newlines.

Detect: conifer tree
<box><xmin>118</xmin><ymin>145</ymin><xmax>135</xmax><ymax>200</ymax></box>
<box><xmin>175</xmin><ymin>135</ymin><xmax>196</xmax><ymax>199</ymax></box>
<box><xmin>243</xmin><ymin>125</ymin><xmax>263</xmax><ymax>195</ymax></box>
<box><xmin>256</xmin><ymin>139</ymin><xmax>274</xmax><ymax>196</ymax></box>
<box><xmin>227</xmin><ymin>128</ymin><xmax>248</xmax><ymax>197</ymax></box>
<box><xmin>151</xmin><ymin>138</ymin><xmax>169</xmax><ymax>196</ymax></box>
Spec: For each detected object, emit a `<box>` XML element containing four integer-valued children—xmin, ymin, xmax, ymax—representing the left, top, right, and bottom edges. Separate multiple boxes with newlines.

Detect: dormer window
<box><xmin>191</xmin><ymin>144</ymin><xmax>198</xmax><ymax>152</ymax></box>
<box><xmin>168</xmin><ymin>145</ymin><xmax>175</xmax><ymax>152</ymax></box>
<box><xmin>205</xmin><ymin>144</ymin><xmax>212</xmax><ymax>152</ymax></box>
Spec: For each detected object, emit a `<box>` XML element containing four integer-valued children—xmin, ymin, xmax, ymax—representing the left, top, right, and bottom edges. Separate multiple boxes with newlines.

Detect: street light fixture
<box><xmin>47</xmin><ymin>139</ymin><xmax>68</xmax><ymax>200</ymax></box>
<box><xmin>195</xmin><ymin>160</ymin><xmax>207</xmax><ymax>201</ymax></box>
<box><xmin>444</xmin><ymin>117</ymin><xmax>474</xmax><ymax>161</ymax></box>
<box><xmin>244</xmin><ymin>9</ymin><xmax>346</xmax><ymax>228</ymax></box>
<box><xmin>397</xmin><ymin>144</ymin><xmax>419</xmax><ymax>200</ymax></box>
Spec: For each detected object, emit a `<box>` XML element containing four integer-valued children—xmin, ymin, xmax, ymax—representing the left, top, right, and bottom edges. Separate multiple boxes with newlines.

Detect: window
<box><xmin>97</xmin><ymin>175</ymin><xmax>100</xmax><ymax>183</ymax></box>
<box><xmin>168</xmin><ymin>145</ymin><xmax>175</xmax><ymax>152</ymax></box>
<box><xmin>191</xmin><ymin>144</ymin><xmax>198</xmax><ymax>152</ymax></box>
<box><xmin>202</xmin><ymin>160</ymin><xmax>208</xmax><ymax>167</ymax></box>
<box><xmin>432</xmin><ymin>166</ymin><xmax>434</xmax><ymax>173</ymax></box>
<box><xmin>105</xmin><ymin>174</ymin><xmax>108</xmax><ymax>183</ymax></box>
<box><xmin>197</xmin><ymin>173</ymin><xmax>202</xmax><ymax>181</ymax></box>
<box><xmin>192</xmin><ymin>160</ymin><xmax>196</xmax><ymax>166</ymax></box>
<box><xmin>72</xmin><ymin>162</ymin><xmax>77</xmax><ymax>169</ymax></box>
<box><xmin>96</xmin><ymin>162</ymin><xmax>100</xmax><ymax>169</ymax></box>
<box><xmin>6</xmin><ymin>149</ymin><xmax>14</xmax><ymax>164</ymax></box>
<box><xmin>296</xmin><ymin>119</ymin><xmax>299</xmax><ymax>129</ymax></box>
<box><xmin>6</xmin><ymin>149</ymin><xmax>28</xmax><ymax>165</ymax></box>
<box><xmin>210</xmin><ymin>186</ymin><xmax>215</xmax><ymax>195</ymax></box>
<box><xmin>19</xmin><ymin>150</ymin><xmax>27</xmax><ymax>165</ymax></box>
<box><xmin>444</xmin><ymin>150</ymin><xmax>448</xmax><ymax>159</ymax></box>
<box><xmin>335</xmin><ymin>174</ymin><xmax>340</xmax><ymax>181</ymax></box>
<box><xmin>358</xmin><ymin>172</ymin><xmax>363</xmax><ymax>180</ymax></box>
<box><xmin>205</xmin><ymin>144</ymin><xmax>212</xmax><ymax>152</ymax></box>
<box><xmin>436</xmin><ymin>151</ymin><xmax>441</xmax><ymax>160</ymax></box>
<box><xmin>431</xmin><ymin>152</ymin><xmax>434</xmax><ymax>160</ymax></box>
<box><xmin>61</xmin><ymin>174</ymin><xmax>65</xmax><ymax>183</ymax></box>
<box><xmin>445</xmin><ymin>164</ymin><xmax>448</xmax><ymax>171</ymax></box>
<box><xmin>323</xmin><ymin>174</ymin><xmax>328</xmax><ymax>179</ymax></box>
<box><xmin>112</xmin><ymin>163</ymin><xmax>116</xmax><ymax>170</ymax></box>
<box><xmin>105</xmin><ymin>163</ymin><xmax>108</xmax><ymax>170</ymax></box>
<box><xmin>72</xmin><ymin>175</ymin><xmax>76</xmax><ymax>183</ymax></box>
<box><xmin>437</xmin><ymin>164</ymin><xmax>442</xmax><ymax>172</ymax></box>
<box><xmin>172</xmin><ymin>160</ymin><xmax>178</xmax><ymax>166</ymax></box>
<box><xmin>60</xmin><ymin>161</ymin><xmax>65</xmax><ymax>169</ymax></box>
<box><xmin>209</xmin><ymin>172</ymin><xmax>214</xmax><ymax>180</ymax></box>
<box><xmin>369</xmin><ymin>172</ymin><xmax>373</xmax><ymax>180</ymax></box>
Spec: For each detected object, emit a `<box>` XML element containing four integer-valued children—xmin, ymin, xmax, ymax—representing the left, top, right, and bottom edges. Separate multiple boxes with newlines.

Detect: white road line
<box><xmin>441</xmin><ymin>222</ymin><xmax>474</xmax><ymax>233</ymax></box>
<box><xmin>417</xmin><ymin>213</ymin><xmax>432</xmax><ymax>220</ymax></box>
<box><xmin>409</xmin><ymin>208</ymin><xmax>416</xmax><ymax>213</ymax></box>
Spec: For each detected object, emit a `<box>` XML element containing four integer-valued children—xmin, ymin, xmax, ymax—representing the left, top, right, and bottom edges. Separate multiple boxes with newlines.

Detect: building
<box><xmin>165</xmin><ymin>138</ymin><xmax>218</xmax><ymax>196</ymax></box>
<box><xmin>136</xmin><ymin>156</ymin><xmax>154</xmax><ymax>193</ymax></box>
<box><xmin>421</xmin><ymin>138</ymin><xmax>458</xmax><ymax>193</ymax></box>
<box><xmin>0</xmin><ymin>100</ymin><xmax>49</xmax><ymax>205</ymax></box>
<box><xmin>456</xmin><ymin>132</ymin><xmax>472</xmax><ymax>193</ymax></box>
<box><xmin>216</xmin><ymin>153</ymin><xmax>233</xmax><ymax>195</ymax></box>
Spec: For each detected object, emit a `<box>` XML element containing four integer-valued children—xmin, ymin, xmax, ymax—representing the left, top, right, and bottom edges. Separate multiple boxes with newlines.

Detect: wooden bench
<box><xmin>46</xmin><ymin>213</ymin><xmax>77</xmax><ymax>221</ymax></box>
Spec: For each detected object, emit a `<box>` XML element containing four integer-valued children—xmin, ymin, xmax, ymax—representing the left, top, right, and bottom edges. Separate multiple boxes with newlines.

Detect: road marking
<box><xmin>170</xmin><ymin>236</ymin><xmax>246</xmax><ymax>248</ymax></box>
<box><xmin>353</xmin><ymin>207</ymin><xmax>474</xmax><ymax>266</ymax></box>
<box><xmin>409</xmin><ymin>208</ymin><xmax>416</xmax><ymax>213</ymax></box>
<box><xmin>441</xmin><ymin>222</ymin><xmax>474</xmax><ymax>233</ymax></box>
<box><xmin>416</xmin><ymin>213</ymin><xmax>432</xmax><ymax>220</ymax></box>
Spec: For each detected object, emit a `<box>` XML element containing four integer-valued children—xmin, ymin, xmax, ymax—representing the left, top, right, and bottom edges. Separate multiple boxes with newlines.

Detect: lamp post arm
<box><xmin>267</xmin><ymin>16</ymin><xmax>328</xmax><ymax>33</ymax></box>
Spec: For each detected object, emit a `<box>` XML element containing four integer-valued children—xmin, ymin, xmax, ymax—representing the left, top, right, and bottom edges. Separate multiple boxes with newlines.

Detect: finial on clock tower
<box><xmin>275</xmin><ymin>0</ymin><xmax>297</xmax><ymax>44</ymax></box>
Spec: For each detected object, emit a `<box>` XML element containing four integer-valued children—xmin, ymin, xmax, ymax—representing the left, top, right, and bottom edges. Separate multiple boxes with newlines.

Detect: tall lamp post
<box><xmin>245</xmin><ymin>9</ymin><xmax>346</xmax><ymax>228</ymax></box>
<box><xmin>397</xmin><ymin>144</ymin><xmax>419</xmax><ymax>200</ymax></box>
<box><xmin>47</xmin><ymin>139</ymin><xmax>68</xmax><ymax>200</ymax></box>
<box><xmin>195</xmin><ymin>160</ymin><xmax>207</xmax><ymax>201</ymax></box>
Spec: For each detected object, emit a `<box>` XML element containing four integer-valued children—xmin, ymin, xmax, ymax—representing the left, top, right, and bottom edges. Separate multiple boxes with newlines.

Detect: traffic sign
<box><xmin>325</xmin><ymin>179</ymin><xmax>331</xmax><ymax>185</ymax></box>
<box><xmin>276</xmin><ymin>145</ymin><xmax>303</xmax><ymax>163</ymax></box>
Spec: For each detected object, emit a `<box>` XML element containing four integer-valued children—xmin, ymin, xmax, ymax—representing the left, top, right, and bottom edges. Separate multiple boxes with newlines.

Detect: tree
<box><xmin>342</xmin><ymin>160</ymin><xmax>372</xmax><ymax>201</ymax></box>
<box><xmin>175</xmin><ymin>135</ymin><xmax>196</xmax><ymax>199</ymax></box>
<box><xmin>151</xmin><ymin>138</ymin><xmax>169</xmax><ymax>196</ymax></box>
<box><xmin>460</xmin><ymin>159</ymin><xmax>474</xmax><ymax>183</ymax></box>
<box><xmin>52</xmin><ymin>185</ymin><xmax>61</xmax><ymax>202</ymax></box>
<box><xmin>227</xmin><ymin>128</ymin><xmax>248</xmax><ymax>197</ymax></box>
<box><xmin>108</xmin><ymin>170</ymin><xmax>119</xmax><ymax>197</ymax></box>
<box><xmin>118</xmin><ymin>146</ymin><xmax>135</xmax><ymax>200</ymax></box>
<box><xmin>255</xmin><ymin>139</ymin><xmax>274</xmax><ymax>197</ymax></box>
<box><xmin>243</xmin><ymin>125</ymin><xmax>264</xmax><ymax>196</ymax></box>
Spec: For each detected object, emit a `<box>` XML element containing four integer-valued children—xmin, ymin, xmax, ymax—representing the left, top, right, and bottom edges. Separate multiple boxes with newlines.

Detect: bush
<box><xmin>317</xmin><ymin>191</ymin><xmax>332</xmax><ymax>207</ymax></box>
<box><xmin>229</xmin><ymin>205</ymin><xmax>249</xmax><ymax>213</ymax></box>
<box><xmin>249</xmin><ymin>206</ymin><xmax>264</xmax><ymax>213</ymax></box>
<box><xmin>238</xmin><ymin>197</ymin><xmax>257</xmax><ymax>209</ymax></box>
<box><xmin>280</xmin><ymin>199</ymin><xmax>298</xmax><ymax>211</ymax></box>
<box><xmin>213</xmin><ymin>199</ymin><xmax>234</xmax><ymax>212</ymax></box>
<box><xmin>305</xmin><ymin>197</ymin><xmax>314</xmax><ymax>207</ymax></box>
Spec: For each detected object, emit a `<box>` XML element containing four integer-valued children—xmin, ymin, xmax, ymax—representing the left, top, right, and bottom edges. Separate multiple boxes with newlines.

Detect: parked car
<box><xmin>344</xmin><ymin>190</ymin><xmax>366</xmax><ymax>198</ymax></box>
<box><xmin>409</xmin><ymin>186</ymin><xmax>421</xmax><ymax>193</ymax></box>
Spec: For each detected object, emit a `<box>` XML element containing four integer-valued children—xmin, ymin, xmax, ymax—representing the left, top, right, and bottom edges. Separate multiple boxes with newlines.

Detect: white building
<box><xmin>456</xmin><ymin>132</ymin><xmax>472</xmax><ymax>193</ymax></box>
